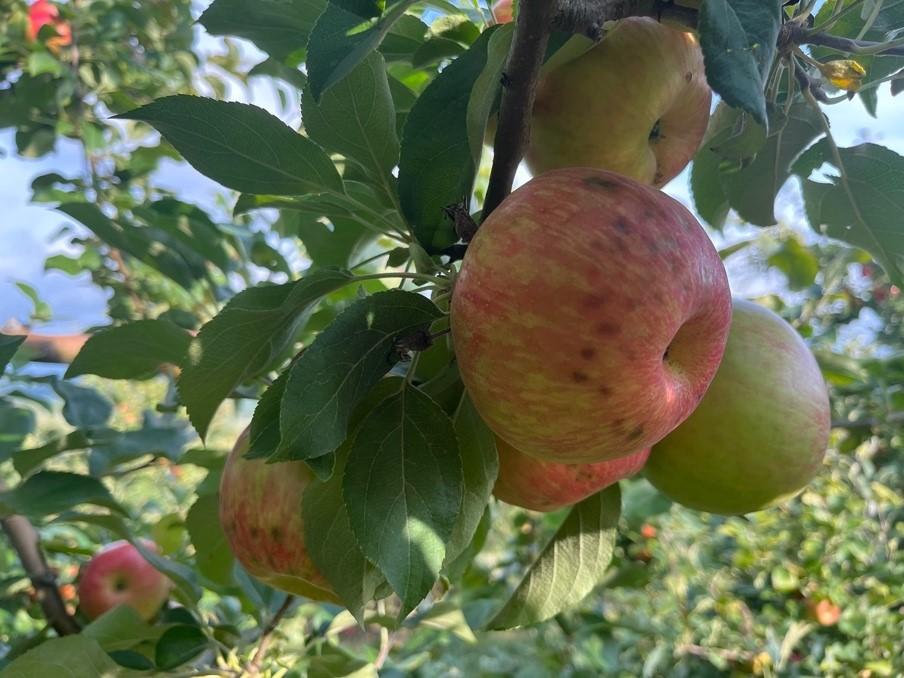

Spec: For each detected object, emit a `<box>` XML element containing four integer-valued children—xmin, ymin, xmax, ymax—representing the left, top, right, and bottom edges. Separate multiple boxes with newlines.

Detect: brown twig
<box><xmin>482</xmin><ymin>0</ymin><xmax>558</xmax><ymax>219</ymax></box>
<box><xmin>1</xmin><ymin>511</ymin><xmax>81</xmax><ymax>636</ymax></box>
<box><xmin>785</xmin><ymin>22</ymin><xmax>904</xmax><ymax>57</ymax></box>
<box><xmin>247</xmin><ymin>595</ymin><xmax>294</xmax><ymax>674</ymax></box>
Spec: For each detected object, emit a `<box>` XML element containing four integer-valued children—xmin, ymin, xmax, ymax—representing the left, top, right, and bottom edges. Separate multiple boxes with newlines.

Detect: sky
<box><xmin>2</xmin><ymin>12</ymin><xmax>904</xmax><ymax>335</ymax></box>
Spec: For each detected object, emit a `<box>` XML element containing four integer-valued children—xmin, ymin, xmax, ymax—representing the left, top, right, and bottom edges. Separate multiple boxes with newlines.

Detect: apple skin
<box><xmin>645</xmin><ymin>299</ymin><xmax>831</xmax><ymax>515</ymax></box>
<box><xmin>26</xmin><ymin>0</ymin><xmax>72</xmax><ymax>49</ymax></box>
<box><xmin>526</xmin><ymin>17</ymin><xmax>711</xmax><ymax>187</ymax></box>
<box><xmin>495</xmin><ymin>437</ymin><xmax>649</xmax><ymax>512</ymax></box>
<box><xmin>219</xmin><ymin>429</ymin><xmax>337</xmax><ymax>602</ymax></box>
<box><xmin>77</xmin><ymin>540</ymin><xmax>171</xmax><ymax>621</ymax></box>
<box><xmin>491</xmin><ymin>0</ymin><xmax>513</xmax><ymax>24</ymax></box>
<box><xmin>452</xmin><ymin>168</ymin><xmax>731</xmax><ymax>463</ymax></box>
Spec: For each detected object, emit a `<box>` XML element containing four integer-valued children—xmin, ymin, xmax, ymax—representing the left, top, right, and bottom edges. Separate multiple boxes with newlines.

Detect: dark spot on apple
<box><xmin>572</xmin><ymin>370</ymin><xmax>589</xmax><ymax>383</ymax></box>
<box><xmin>270</xmin><ymin>527</ymin><xmax>282</xmax><ymax>541</ymax></box>
<box><xmin>580</xmin><ymin>347</ymin><xmax>596</xmax><ymax>359</ymax></box>
<box><xmin>614</xmin><ymin>218</ymin><xmax>631</xmax><ymax>234</ymax></box>
<box><xmin>590</xmin><ymin>238</ymin><xmax>606</xmax><ymax>250</ymax></box>
<box><xmin>685</xmin><ymin>71</ymin><xmax>692</xmax><ymax>82</ymax></box>
<box><xmin>663</xmin><ymin>346</ymin><xmax>671</xmax><ymax>361</ymax></box>
<box><xmin>583</xmin><ymin>295</ymin><xmax>605</xmax><ymax>309</ymax></box>
<box><xmin>627</xmin><ymin>425</ymin><xmax>644</xmax><ymax>441</ymax></box>
<box><xmin>113</xmin><ymin>576</ymin><xmax>129</xmax><ymax>592</ymax></box>
<box><xmin>598</xmin><ymin>384</ymin><xmax>612</xmax><ymax>396</ymax></box>
<box><xmin>583</xmin><ymin>175</ymin><xmax>618</xmax><ymax>191</ymax></box>
<box><xmin>250</xmin><ymin>527</ymin><xmax>260</xmax><ymax>537</ymax></box>
<box><xmin>649</xmin><ymin>119</ymin><xmax>662</xmax><ymax>142</ymax></box>
<box><xmin>596</xmin><ymin>321</ymin><xmax>620</xmax><ymax>335</ymax></box>
<box><xmin>613</xmin><ymin>417</ymin><xmax>626</xmax><ymax>429</ymax></box>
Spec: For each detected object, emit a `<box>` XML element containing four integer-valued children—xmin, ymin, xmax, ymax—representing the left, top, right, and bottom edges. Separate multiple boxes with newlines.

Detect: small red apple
<box><xmin>491</xmin><ymin>0</ymin><xmax>513</xmax><ymax>24</ymax></box>
<box><xmin>26</xmin><ymin>0</ymin><xmax>72</xmax><ymax>50</ymax></box>
<box><xmin>77</xmin><ymin>541</ymin><xmax>171</xmax><ymax>621</ymax></box>
<box><xmin>452</xmin><ymin>168</ymin><xmax>731</xmax><ymax>463</ymax></box>
<box><xmin>219</xmin><ymin>429</ymin><xmax>337</xmax><ymax>602</ymax></box>
<box><xmin>527</xmin><ymin>17</ymin><xmax>711</xmax><ymax>187</ymax></box>
<box><xmin>494</xmin><ymin>437</ymin><xmax>649</xmax><ymax>511</ymax></box>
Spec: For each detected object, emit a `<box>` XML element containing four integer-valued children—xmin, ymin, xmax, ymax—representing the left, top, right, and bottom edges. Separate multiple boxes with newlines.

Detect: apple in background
<box><xmin>452</xmin><ymin>168</ymin><xmax>731</xmax><ymax>463</ymax></box>
<box><xmin>526</xmin><ymin>17</ymin><xmax>711</xmax><ymax>187</ymax></box>
<box><xmin>494</xmin><ymin>437</ymin><xmax>649</xmax><ymax>512</ymax></box>
<box><xmin>491</xmin><ymin>0</ymin><xmax>513</xmax><ymax>24</ymax></box>
<box><xmin>26</xmin><ymin>0</ymin><xmax>72</xmax><ymax>50</ymax></box>
<box><xmin>219</xmin><ymin>429</ymin><xmax>337</xmax><ymax>602</ymax></box>
<box><xmin>645</xmin><ymin>299</ymin><xmax>831</xmax><ymax>515</ymax></box>
<box><xmin>77</xmin><ymin>541</ymin><xmax>171</xmax><ymax>621</ymax></box>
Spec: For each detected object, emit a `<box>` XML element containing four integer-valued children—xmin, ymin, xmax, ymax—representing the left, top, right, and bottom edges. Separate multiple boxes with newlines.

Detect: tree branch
<box><xmin>482</xmin><ymin>0</ymin><xmax>558</xmax><ymax>219</ymax></box>
<box><xmin>786</xmin><ymin>22</ymin><xmax>904</xmax><ymax>57</ymax></box>
<box><xmin>246</xmin><ymin>595</ymin><xmax>294</xmax><ymax>674</ymax></box>
<box><xmin>1</xmin><ymin>512</ymin><xmax>81</xmax><ymax>636</ymax></box>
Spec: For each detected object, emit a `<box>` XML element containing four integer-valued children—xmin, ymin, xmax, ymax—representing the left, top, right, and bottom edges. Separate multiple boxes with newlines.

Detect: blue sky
<box><xmin>2</xmin><ymin>19</ymin><xmax>904</xmax><ymax>334</ymax></box>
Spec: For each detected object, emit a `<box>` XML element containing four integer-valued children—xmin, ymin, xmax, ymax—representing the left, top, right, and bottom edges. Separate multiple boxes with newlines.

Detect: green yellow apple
<box><xmin>494</xmin><ymin>437</ymin><xmax>649</xmax><ymax>512</ymax></box>
<box><xmin>452</xmin><ymin>168</ymin><xmax>731</xmax><ymax>463</ymax></box>
<box><xmin>526</xmin><ymin>17</ymin><xmax>711</xmax><ymax>187</ymax></box>
<box><xmin>218</xmin><ymin>429</ymin><xmax>337</xmax><ymax>602</ymax></box>
<box><xmin>77</xmin><ymin>540</ymin><xmax>171</xmax><ymax>621</ymax></box>
<box><xmin>645</xmin><ymin>299</ymin><xmax>831</xmax><ymax>514</ymax></box>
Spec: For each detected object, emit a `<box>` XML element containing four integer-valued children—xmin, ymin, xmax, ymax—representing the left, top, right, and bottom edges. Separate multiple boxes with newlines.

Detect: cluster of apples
<box><xmin>215</xmin><ymin>17</ymin><xmax>830</xmax><ymax>603</ymax></box>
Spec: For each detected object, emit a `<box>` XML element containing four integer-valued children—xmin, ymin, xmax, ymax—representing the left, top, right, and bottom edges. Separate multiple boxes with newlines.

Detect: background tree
<box><xmin>1</xmin><ymin>0</ymin><xmax>902</xmax><ymax>675</ymax></box>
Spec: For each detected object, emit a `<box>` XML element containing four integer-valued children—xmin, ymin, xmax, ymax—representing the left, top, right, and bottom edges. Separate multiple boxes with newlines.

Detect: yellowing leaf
<box><xmin>817</xmin><ymin>59</ymin><xmax>866</xmax><ymax>92</ymax></box>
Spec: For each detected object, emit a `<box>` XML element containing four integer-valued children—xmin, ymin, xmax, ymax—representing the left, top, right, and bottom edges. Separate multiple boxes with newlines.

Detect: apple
<box><xmin>645</xmin><ymin>299</ymin><xmax>831</xmax><ymax>515</ymax></box>
<box><xmin>77</xmin><ymin>540</ymin><xmax>171</xmax><ymax>621</ymax></box>
<box><xmin>26</xmin><ymin>0</ymin><xmax>72</xmax><ymax>50</ymax></box>
<box><xmin>218</xmin><ymin>429</ymin><xmax>337</xmax><ymax>602</ymax></box>
<box><xmin>452</xmin><ymin>168</ymin><xmax>731</xmax><ymax>463</ymax></box>
<box><xmin>491</xmin><ymin>0</ymin><xmax>513</xmax><ymax>24</ymax></box>
<box><xmin>526</xmin><ymin>17</ymin><xmax>711</xmax><ymax>187</ymax></box>
<box><xmin>494</xmin><ymin>436</ymin><xmax>649</xmax><ymax>511</ymax></box>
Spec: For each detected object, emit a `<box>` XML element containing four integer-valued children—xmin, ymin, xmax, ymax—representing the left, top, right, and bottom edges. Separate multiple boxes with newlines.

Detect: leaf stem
<box><xmin>247</xmin><ymin>595</ymin><xmax>294</xmax><ymax>674</ymax></box>
<box><xmin>352</xmin><ymin>272</ymin><xmax>451</xmax><ymax>287</ymax></box>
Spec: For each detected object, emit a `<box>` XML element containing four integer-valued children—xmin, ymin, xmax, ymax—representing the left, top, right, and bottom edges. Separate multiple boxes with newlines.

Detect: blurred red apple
<box><xmin>452</xmin><ymin>168</ymin><xmax>731</xmax><ymax>463</ymax></box>
<box><xmin>26</xmin><ymin>0</ymin><xmax>72</xmax><ymax>50</ymax></box>
<box><xmin>78</xmin><ymin>540</ymin><xmax>171</xmax><ymax>621</ymax></box>
<box><xmin>491</xmin><ymin>0</ymin><xmax>513</xmax><ymax>24</ymax></box>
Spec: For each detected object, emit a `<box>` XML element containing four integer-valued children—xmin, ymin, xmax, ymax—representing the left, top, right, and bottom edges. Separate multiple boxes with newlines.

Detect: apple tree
<box><xmin>1</xmin><ymin>0</ymin><xmax>903</xmax><ymax>674</ymax></box>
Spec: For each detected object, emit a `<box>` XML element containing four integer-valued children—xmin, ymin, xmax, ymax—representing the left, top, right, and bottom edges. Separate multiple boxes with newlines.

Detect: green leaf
<box><xmin>178</xmin><ymin>270</ymin><xmax>352</xmax><ymax>439</ymax></box>
<box><xmin>344</xmin><ymin>383</ymin><xmax>462</xmax><ymax>617</ymax></box>
<box><xmin>768</xmin><ymin>236</ymin><xmax>820</xmax><ymax>290</ymax></box>
<box><xmin>66</xmin><ymin>320</ymin><xmax>191</xmax><ymax>380</ymax></box>
<box><xmin>0</xmin><ymin>333</ymin><xmax>25</xmax><ymax>373</ymax></box>
<box><xmin>306</xmin><ymin>0</ymin><xmax>420</xmax><ymax>100</ymax></box>
<box><xmin>288</xmin><ymin>211</ymin><xmax>372</xmax><ymax>269</ymax></box>
<box><xmin>306</xmin><ymin>644</ymin><xmax>378</xmax><ymax>678</ymax></box>
<box><xmin>14</xmin><ymin>281</ymin><xmax>51</xmax><ymax>322</ymax></box>
<box><xmin>186</xmin><ymin>493</ymin><xmax>235</xmax><ymax>586</ymax></box>
<box><xmin>698</xmin><ymin>0</ymin><xmax>782</xmax><ymax>126</ymax></box>
<box><xmin>690</xmin><ymin>142</ymin><xmax>730</xmax><ymax>229</ymax></box>
<box><xmin>279</xmin><ymin>290</ymin><xmax>441</xmax><ymax>461</ymax></box>
<box><xmin>302</xmin><ymin>52</ymin><xmax>399</xmax><ymax>189</ymax></box>
<box><xmin>154</xmin><ymin>625</ymin><xmax>209</xmax><ymax>670</ymax></box>
<box><xmin>443</xmin><ymin>394</ymin><xmax>497</xmax><ymax>567</ymax></box>
<box><xmin>13</xmin><ymin>430</ymin><xmax>91</xmax><ymax>476</ymax></box>
<box><xmin>0</xmin><ymin>471</ymin><xmax>124</xmax><ymax>518</ymax></box>
<box><xmin>465</xmin><ymin>24</ymin><xmax>513</xmax><ymax>165</ymax></box>
<box><xmin>246</xmin><ymin>370</ymin><xmax>289</xmax><ymax>460</ymax></box>
<box><xmin>49</xmin><ymin>379</ymin><xmax>113</xmax><ymax>429</ymax></box>
<box><xmin>0</xmin><ymin>403</ymin><xmax>36</xmax><ymax>462</ymax></box>
<box><xmin>116</xmin><ymin>96</ymin><xmax>342</xmax><ymax>196</ymax></box>
<box><xmin>303</xmin><ymin>442</ymin><xmax>387</xmax><ymax>623</ymax></box>
<box><xmin>199</xmin><ymin>0</ymin><xmax>326</xmax><ymax>60</ymax></box>
<box><xmin>487</xmin><ymin>485</ymin><xmax>621</xmax><ymax>630</ymax></box>
<box><xmin>398</xmin><ymin>26</ymin><xmax>501</xmax><ymax>252</ymax></box>
<box><xmin>793</xmin><ymin>141</ymin><xmax>904</xmax><ymax>285</ymax></box>
<box><xmin>721</xmin><ymin>101</ymin><xmax>824</xmax><ymax>226</ymax></box>
<box><xmin>0</xmin><ymin>636</ymin><xmax>135</xmax><ymax>678</ymax></box>
<box><xmin>82</xmin><ymin>605</ymin><xmax>161</xmax><ymax>652</ymax></box>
